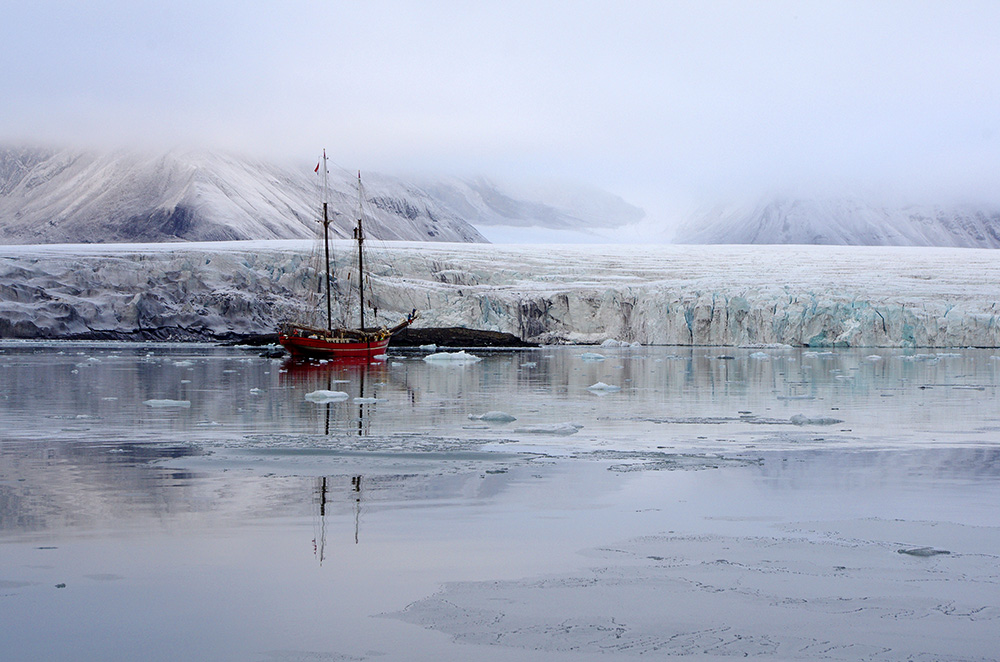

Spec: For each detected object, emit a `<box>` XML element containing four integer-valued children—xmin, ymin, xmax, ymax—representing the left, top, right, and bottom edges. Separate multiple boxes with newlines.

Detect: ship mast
<box><xmin>355</xmin><ymin>171</ymin><xmax>366</xmax><ymax>330</ymax></box>
<box><xmin>321</xmin><ymin>150</ymin><xmax>332</xmax><ymax>333</ymax></box>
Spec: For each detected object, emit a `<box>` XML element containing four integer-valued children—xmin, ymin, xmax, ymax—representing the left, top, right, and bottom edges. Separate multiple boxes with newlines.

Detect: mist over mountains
<box><xmin>3</xmin><ymin>145</ymin><xmax>1000</xmax><ymax>248</ymax></box>
<box><xmin>0</xmin><ymin>146</ymin><xmax>643</xmax><ymax>245</ymax></box>
<box><xmin>677</xmin><ymin>197</ymin><xmax>1000</xmax><ymax>248</ymax></box>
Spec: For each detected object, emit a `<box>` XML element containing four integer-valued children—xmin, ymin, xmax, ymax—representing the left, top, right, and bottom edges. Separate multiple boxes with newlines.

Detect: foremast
<box><xmin>355</xmin><ymin>171</ymin><xmax>366</xmax><ymax>331</ymax></box>
<box><xmin>320</xmin><ymin>150</ymin><xmax>333</xmax><ymax>333</ymax></box>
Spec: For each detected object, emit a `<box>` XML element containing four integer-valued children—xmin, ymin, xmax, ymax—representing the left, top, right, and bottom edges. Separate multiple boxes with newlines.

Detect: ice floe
<box><xmin>468</xmin><ymin>411</ymin><xmax>517</xmax><ymax>423</ymax></box>
<box><xmin>789</xmin><ymin>414</ymin><xmax>844</xmax><ymax>426</ymax></box>
<box><xmin>304</xmin><ymin>390</ymin><xmax>349</xmax><ymax>403</ymax></box>
<box><xmin>423</xmin><ymin>351</ymin><xmax>481</xmax><ymax>363</ymax></box>
<box><xmin>579</xmin><ymin>352</ymin><xmax>606</xmax><ymax>362</ymax></box>
<box><xmin>142</xmin><ymin>399</ymin><xmax>191</xmax><ymax>408</ymax></box>
<box><xmin>514</xmin><ymin>422</ymin><xmax>583</xmax><ymax>435</ymax></box>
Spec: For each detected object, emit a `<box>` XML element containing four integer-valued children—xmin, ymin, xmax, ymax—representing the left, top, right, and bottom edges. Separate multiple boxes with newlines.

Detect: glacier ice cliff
<box><xmin>1</xmin><ymin>241</ymin><xmax>998</xmax><ymax>347</ymax></box>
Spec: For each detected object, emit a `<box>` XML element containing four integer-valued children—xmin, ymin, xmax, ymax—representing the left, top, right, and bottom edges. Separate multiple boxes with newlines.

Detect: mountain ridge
<box><xmin>676</xmin><ymin>197</ymin><xmax>1000</xmax><ymax>248</ymax></box>
<box><xmin>0</xmin><ymin>146</ymin><xmax>644</xmax><ymax>245</ymax></box>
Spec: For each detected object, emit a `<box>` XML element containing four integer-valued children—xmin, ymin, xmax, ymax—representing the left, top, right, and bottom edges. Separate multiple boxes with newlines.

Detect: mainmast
<box><xmin>355</xmin><ymin>171</ymin><xmax>366</xmax><ymax>330</ymax></box>
<box><xmin>321</xmin><ymin>150</ymin><xmax>332</xmax><ymax>332</ymax></box>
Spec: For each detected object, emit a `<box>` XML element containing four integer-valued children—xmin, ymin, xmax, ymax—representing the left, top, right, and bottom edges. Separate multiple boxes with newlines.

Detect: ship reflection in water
<box><xmin>313</xmin><ymin>474</ymin><xmax>364</xmax><ymax>565</ymax></box>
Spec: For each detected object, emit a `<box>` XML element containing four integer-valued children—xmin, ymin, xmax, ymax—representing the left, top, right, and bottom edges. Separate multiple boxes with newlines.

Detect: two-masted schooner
<box><xmin>278</xmin><ymin>151</ymin><xmax>416</xmax><ymax>359</ymax></box>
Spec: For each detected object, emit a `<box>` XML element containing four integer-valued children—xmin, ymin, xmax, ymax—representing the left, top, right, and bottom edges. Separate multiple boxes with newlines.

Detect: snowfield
<box><xmin>0</xmin><ymin>240</ymin><xmax>998</xmax><ymax>347</ymax></box>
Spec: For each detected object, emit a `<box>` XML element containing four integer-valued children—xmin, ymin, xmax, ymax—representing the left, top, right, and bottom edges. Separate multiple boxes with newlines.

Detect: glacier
<box><xmin>0</xmin><ymin>240</ymin><xmax>998</xmax><ymax>348</ymax></box>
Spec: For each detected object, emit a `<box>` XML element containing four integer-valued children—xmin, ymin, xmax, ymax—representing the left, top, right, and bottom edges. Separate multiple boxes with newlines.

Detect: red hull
<box><xmin>278</xmin><ymin>333</ymin><xmax>390</xmax><ymax>360</ymax></box>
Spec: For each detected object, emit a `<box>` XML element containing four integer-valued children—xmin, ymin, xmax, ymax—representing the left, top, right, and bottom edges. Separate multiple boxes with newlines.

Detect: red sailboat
<box><xmin>279</xmin><ymin>151</ymin><xmax>416</xmax><ymax>360</ymax></box>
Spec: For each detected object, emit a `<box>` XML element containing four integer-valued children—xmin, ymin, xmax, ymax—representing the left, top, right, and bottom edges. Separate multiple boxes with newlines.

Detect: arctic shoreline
<box><xmin>1</xmin><ymin>240</ymin><xmax>998</xmax><ymax>347</ymax></box>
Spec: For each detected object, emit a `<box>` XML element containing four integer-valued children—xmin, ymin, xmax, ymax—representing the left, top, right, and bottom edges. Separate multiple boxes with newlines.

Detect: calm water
<box><xmin>1</xmin><ymin>343</ymin><xmax>999</xmax><ymax>661</ymax></box>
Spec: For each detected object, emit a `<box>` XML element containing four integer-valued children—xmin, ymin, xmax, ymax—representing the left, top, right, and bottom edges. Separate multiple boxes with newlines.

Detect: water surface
<box><xmin>1</xmin><ymin>343</ymin><xmax>998</xmax><ymax>660</ymax></box>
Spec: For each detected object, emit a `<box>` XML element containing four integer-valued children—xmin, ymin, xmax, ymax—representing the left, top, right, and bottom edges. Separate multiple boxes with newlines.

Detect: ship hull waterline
<box><xmin>278</xmin><ymin>334</ymin><xmax>391</xmax><ymax>360</ymax></box>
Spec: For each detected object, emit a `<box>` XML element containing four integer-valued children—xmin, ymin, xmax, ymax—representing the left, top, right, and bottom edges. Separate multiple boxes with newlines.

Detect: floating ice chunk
<box><xmin>419</xmin><ymin>344</ymin><xmax>437</xmax><ymax>352</ymax></box>
<box><xmin>789</xmin><ymin>414</ymin><xmax>843</xmax><ymax>425</ymax></box>
<box><xmin>749</xmin><ymin>352</ymin><xmax>770</xmax><ymax>360</ymax></box>
<box><xmin>143</xmin><ymin>399</ymin><xmax>191</xmax><ymax>408</ymax></box>
<box><xmin>249</xmin><ymin>388</ymin><xmax>263</xmax><ymax>395</ymax></box>
<box><xmin>580</xmin><ymin>352</ymin><xmax>606</xmax><ymax>362</ymax></box>
<box><xmin>587</xmin><ymin>382</ymin><xmax>621</xmax><ymax>392</ymax></box>
<box><xmin>304</xmin><ymin>390</ymin><xmax>349</xmax><ymax>403</ymax></box>
<box><xmin>514</xmin><ymin>422</ymin><xmax>583</xmax><ymax>435</ymax></box>
<box><xmin>468</xmin><ymin>411</ymin><xmax>517</xmax><ymax>423</ymax></box>
<box><xmin>520</xmin><ymin>362</ymin><xmax>537</xmax><ymax>368</ymax></box>
<box><xmin>172</xmin><ymin>360</ymin><xmax>194</xmax><ymax>367</ymax></box>
<box><xmin>391</xmin><ymin>362</ymin><xmax>403</xmax><ymax>367</ymax></box>
<box><xmin>373</xmin><ymin>354</ymin><xmax>389</xmax><ymax>361</ymax></box>
<box><xmin>600</xmin><ymin>339</ymin><xmax>627</xmax><ymax>348</ymax></box>
<box><xmin>897</xmin><ymin>547</ymin><xmax>950</xmax><ymax>557</ymax></box>
<box><xmin>865</xmin><ymin>355</ymin><xmax>883</xmax><ymax>361</ymax></box>
<box><xmin>353</xmin><ymin>397</ymin><xmax>378</xmax><ymax>404</ymax></box>
<box><xmin>423</xmin><ymin>351</ymin><xmax>481</xmax><ymax>363</ymax></box>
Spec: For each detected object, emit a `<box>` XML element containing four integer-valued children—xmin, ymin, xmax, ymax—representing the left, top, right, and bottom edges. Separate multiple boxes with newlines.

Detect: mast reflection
<box><xmin>281</xmin><ymin>357</ymin><xmax>392</xmax><ymax>436</ymax></box>
<box><xmin>313</xmin><ymin>474</ymin><xmax>364</xmax><ymax>564</ymax></box>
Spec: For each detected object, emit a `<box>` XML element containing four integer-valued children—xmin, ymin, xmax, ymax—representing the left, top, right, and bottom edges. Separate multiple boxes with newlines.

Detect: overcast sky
<box><xmin>4</xmin><ymin>1</ymin><xmax>1000</xmax><ymax>227</ymax></box>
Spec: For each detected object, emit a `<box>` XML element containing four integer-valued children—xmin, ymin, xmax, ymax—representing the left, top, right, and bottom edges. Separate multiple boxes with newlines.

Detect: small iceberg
<box><xmin>418</xmin><ymin>344</ymin><xmax>437</xmax><ymax>352</ymax></box>
<box><xmin>468</xmin><ymin>411</ymin><xmax>517</xmax><ymax>423</ymax></box>
<box><xmin>587</xmin><ymin>382</ymin><xmax>621</xmax><ymax>393</ymax></box>
<box><xmin>897</xmin><ymin>547</ymin><xmax>950</xmax><ymax>557</ymax></box>
<box><xmin>143</xmin><ymin>399</ymin><xmax>191</xmax><ymax>408</ymax></box>
<box><xmin>749</xmin><ymin>352</ymin><xmax>771</xmax><ymax>360</ymax></box>
<box><xmin>789</xmin><ymin>414</ymin><xmax>843</xmax><ymax>426</ymax></box>
<box><xmin>514</xmin><ymin>422</ymin><xmax>583</xmax><ymax>435</ymax></box>
<box><xmin>599</xmin><ymin>338</ymin><xmax>641</xmax><ymax>348</ymax></box>
<box><xmin>304</xmin><ymin>390</ymin><xmax>349</xmax><ymax>403</ymax></box>
<box><xmin>580</xmin><ymin>352</ymin><xmax>606</xmax><ymax>362</ymax></box>
<box><xmin>423</xmin><ymin>351</ymin><xmax>481</xmax><ymax>363</ymax></box>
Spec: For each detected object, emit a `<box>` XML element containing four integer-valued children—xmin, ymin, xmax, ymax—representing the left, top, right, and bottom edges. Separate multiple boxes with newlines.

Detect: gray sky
<box><xmin>4</xmin><ymin>1</ymin><xmax>1000</xmax><ymax>226</ymax></box>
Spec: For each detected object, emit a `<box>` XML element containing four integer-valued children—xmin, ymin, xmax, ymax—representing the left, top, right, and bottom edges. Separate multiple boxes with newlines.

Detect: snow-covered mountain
<box><xmin>0</xmin><ymin>146</ymin><xmax>490</xmax><ymax>244</ymax></box>
<box><xmin>676</xmin><ymin>197</ymin><xmax>1000</xmax><ymax>248</ymax></box>
<box><xmin>0</xmin><ymin>146</ymin><xmax>643</xmax><ymax>245</ymax></box>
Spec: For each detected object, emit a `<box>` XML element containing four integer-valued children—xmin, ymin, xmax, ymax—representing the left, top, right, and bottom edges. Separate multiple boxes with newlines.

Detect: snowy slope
<box><xmin>677</xmin><ymin>197</ymin><xmax>1000</xmax><ymax>248</ymax></box>
<box><xmin>419</xmin><ymin>176</ymin><xmax>644</xmax><ymax>229</ymax></box>
<box><xmin>0</xmin><ymin>146</ymin><xmax>491</xmax><ymax>244</ymax></box>
<box><xmin>1</xmin><ymin>241</ymin><xmax>998</xmax><ymax>348</ymax></box>
<box><xmin>0</xmin><ymin>146</ymin><xmax>649</xmax><ymax>246</ymax></box>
